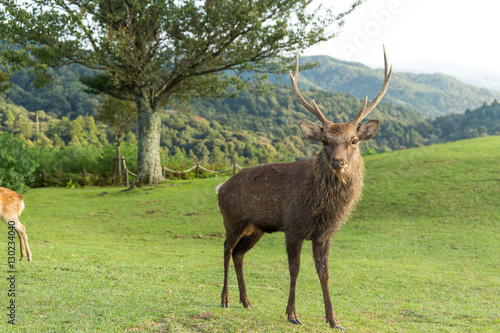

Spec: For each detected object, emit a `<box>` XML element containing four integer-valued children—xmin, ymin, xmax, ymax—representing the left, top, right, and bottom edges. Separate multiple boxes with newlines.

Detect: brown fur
<box><xmin>218</xmin><ymin>120</ymin><xmax>377</xmax><ymax>328</ymax></box>
<box><xmin>0</xmin><ymin>187</ymin><xmax>32</xmax><ymax>262</ymax></box>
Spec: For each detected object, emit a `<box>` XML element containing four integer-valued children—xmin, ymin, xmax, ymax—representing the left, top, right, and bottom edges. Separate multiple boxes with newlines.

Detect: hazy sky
<box><xmin>303</xmin><ymin>0</ymin><xmax>500</xmax><ymax>90</ymax></box>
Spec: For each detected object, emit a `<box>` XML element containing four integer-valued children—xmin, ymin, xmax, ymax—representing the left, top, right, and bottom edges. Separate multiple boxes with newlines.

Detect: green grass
<box><xmin>1</xmin><ymin>136</ymin><xmax>499</xmax><ymax>332</ymax></box>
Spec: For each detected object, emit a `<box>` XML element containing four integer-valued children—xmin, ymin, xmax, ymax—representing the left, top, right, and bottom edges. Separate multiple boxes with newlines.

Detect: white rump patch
<box><xmin>215</xmin><ymin>183</ymin><xmax>225</xmax><ymax>194</ymax></box>
<box><xmin>215</xmin><ymin>182</ymin><xmax>225</xmax><ymax>208</ymax></box>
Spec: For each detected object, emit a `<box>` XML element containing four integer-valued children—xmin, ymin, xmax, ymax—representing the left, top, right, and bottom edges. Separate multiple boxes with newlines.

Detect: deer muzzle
<box><xmin>331</xmin><ymin>159</ymin><xmax>347</xmax><ymax>173</ymax></box>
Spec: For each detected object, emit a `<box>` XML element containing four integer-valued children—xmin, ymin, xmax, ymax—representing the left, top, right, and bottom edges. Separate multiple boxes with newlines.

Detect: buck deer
<box><xmin>1</xmin><ymin>187</ymin><xmax>32</xmax><ymax>262</ymax></box>
<box><xmin>218</xmin><ymin>46</ymin><xmax>392</xmax><ymax>330</ymax></box>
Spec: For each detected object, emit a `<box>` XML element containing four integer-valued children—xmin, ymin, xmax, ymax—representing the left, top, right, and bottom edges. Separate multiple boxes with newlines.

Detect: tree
<box><xmin>0</xmin><ymin>69</ymin><xmax>13</xmax><ymax>94</ymax></box>
<box><xmin>0</xmin><ymin>0</ymin><xmax>360</xmax><ymax>186</ymax></box>
<box><xmin>97</xmin><ymin>95</ymin><xmax>137</xmax><ymax>179</ymax></box>
<box><xmin>0</xmin><ymin>132</ymin><xmax>37</xmax><ymax>193</ymax></box>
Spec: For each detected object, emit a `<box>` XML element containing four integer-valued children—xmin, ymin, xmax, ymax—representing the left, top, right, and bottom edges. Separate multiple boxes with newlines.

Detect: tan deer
<box><xmin>1</xmin><ymin>187</ymin><xmax>32</xmax><ymax>262</ymax></box>
<box><xmin>218</xmin><ymin>46</ymin><xmax>392</xmax><ymax>330</ymax></box>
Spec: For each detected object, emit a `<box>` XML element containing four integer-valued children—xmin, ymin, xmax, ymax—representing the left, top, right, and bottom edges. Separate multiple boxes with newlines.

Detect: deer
<box><xmin>1</xmin><ymin>187</ymin><xmax>32</xmax><ymax>262</ymax></box>
<box><xmin>218</xmin><ymin>46</ymin><xmax>392</xmax><ymax>330</ymax></box>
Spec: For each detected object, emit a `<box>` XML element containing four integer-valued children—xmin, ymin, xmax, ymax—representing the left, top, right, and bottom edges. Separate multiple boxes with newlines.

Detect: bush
<box><xmin>361</xmin><ymin>147</ymin><xmax>379</xmax><ymax>156</ymax></box>
<box><xmin>26</xmin><ymin>143</ymin><xmax>140</xmax><ymax>187</ymax></box>
<box><xmin>0</xmin><ymin>132</ymin><xmax>37</xmax><ymax>193</ymax></box>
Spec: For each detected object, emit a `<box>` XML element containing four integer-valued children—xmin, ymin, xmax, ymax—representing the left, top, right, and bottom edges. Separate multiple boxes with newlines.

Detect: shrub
<box><xmin>0</xmin><ymin>132</ymin><xmax>37</xmax><ymax>192</ymax></box>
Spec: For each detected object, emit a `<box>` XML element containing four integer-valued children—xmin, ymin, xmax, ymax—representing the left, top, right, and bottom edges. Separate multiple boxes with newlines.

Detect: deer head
<box><xmin>290</xmin><ymin>46</ymin><xmax>392</xmax><ymax>174</ymax></box>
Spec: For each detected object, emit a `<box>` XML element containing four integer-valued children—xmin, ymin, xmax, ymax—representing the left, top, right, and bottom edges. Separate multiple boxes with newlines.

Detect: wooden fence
<box><xmin>39</xmin><ymin>157</ymin><xmax>243</xmax><ymax>187</ymax></box>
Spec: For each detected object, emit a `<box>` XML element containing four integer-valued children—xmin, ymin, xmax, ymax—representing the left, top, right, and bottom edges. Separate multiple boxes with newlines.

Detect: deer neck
<box><xmin>305</xmin><ymin>151</ymin><xmax>365</xmax><ymax>236</ymax></box>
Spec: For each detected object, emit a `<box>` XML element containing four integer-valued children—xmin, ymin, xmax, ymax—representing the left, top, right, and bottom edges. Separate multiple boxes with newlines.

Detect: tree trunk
<box><xmin>134</xmin><ymin>89</ymin><xmax>164</xmax><ymax>186</ymax></box>
<box><xmin>116</xmin><ymin>144</ymin><xmax>122</xmax><ymax>181</ymax></box>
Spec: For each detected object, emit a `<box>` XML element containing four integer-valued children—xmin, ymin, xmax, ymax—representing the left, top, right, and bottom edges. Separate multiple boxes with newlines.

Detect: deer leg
<box><xmin>221</xmin><ymin>239</ymin><xmax>234</xmax><ymax>308</ymax></box>
<box><xmin>221</xmin><ymin>228</ymin><xmax>246</xmax><ymax>308</ymax></box>
<box><xmin>18</xmin><ymin>223</ymin><xmax>32</xmax><ymax>262</ymax></box>
<box><xmin>312</xmin><ymin>239</ymin><xmax>344</xmax><ymax>331</ymax></box>
<box><xmin>10</xmin><ymin>219</ymin><xmax>31</xmax><ymax>262</ymax></box>
<box><xmin>14</xmin><ymin>224</ymin><xmax>26</xmax><ymax>261</ymax></box>
<box><xmin>285</xmin><ymin>236</ymin><xmax>304</xmax><ymax>325</ymax></box>
<box><xmin>232</xmin><ymin>230</ymin><xmax>264</xmax><ymax>308</ymax></box>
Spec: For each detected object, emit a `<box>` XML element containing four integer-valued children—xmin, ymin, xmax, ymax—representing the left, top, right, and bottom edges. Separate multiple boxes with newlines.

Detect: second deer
<box><xmin>0</xmin><ymin>187</ymin><xmax>32</xmax><ymax>262</ymax></box>
<box><xmin>218</xmin><ymin>46</ymin><xmax>392</xmax><ymax>330</ymax></box>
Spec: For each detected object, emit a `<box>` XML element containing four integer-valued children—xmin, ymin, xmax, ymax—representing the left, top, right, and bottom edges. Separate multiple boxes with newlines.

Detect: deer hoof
<box><xmin>334</xmin><ymin>324</ymin><xmax>346</xmax><ymax>331</ymax></box>
<box><xmin>221</xmin><ymin>304</ymin><xmax>229</xmax><ymax>308</ymax></box>
<box><xmin>289</xmin><ymin>318</ymin><xmax>303</xmax><ymax>325</ymax></box>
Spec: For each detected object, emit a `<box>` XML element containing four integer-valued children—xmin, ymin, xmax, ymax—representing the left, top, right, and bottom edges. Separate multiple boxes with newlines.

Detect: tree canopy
<box><xmin>0</xmin><ymin>132</ymin><xmax>37</xmax><ymax>192</ymax></box>
<box><xmin>0</xmin><ymin>0</ymin><xmax>361</xmax><ymax>185</ymax></box>
<box><xmin>0</xmin><ymin>69</ymin><xmax>12</xmax><ymax>94</ymax></box>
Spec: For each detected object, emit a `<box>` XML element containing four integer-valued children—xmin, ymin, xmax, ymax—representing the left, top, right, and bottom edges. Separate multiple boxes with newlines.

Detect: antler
<box><xmin>351</xmin><ymin>45</ymin><xmax>393</xmax><ymax>125</ymax></box>
<box><xmin>289</xmin><ymin>51</ymin><xmax>329</xmax><ymax>125</ymax></box>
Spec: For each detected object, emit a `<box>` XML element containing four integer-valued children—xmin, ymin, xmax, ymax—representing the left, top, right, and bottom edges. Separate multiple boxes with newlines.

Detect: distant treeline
<box><xmin>3</xmin><ymin>65</ymin><xmax>100</xmax><ymax>119</ymax></box>
<box><xmin>5</xmin><ymin>60</ymin><xmax>500</xmax><ymax>119</ymax></box>
<box><xmin>1</xmin><ymin>85</ymin><xmax>500</xmax><ymax>162</ymax></box>
<box><xmin>1</xmin><ymin>78</ymin><xmax>500</xmax><ymax>187</ymax></box>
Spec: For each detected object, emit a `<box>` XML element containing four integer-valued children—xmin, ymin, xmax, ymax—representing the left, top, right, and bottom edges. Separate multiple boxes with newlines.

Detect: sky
<box><xmin>303</xmin><ymin>0</ymin><xmax>500</xmax><ymax>91</ymax></box>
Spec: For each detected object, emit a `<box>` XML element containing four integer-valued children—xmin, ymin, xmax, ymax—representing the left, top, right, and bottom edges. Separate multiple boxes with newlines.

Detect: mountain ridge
<box><xmin>277</xmin><ymin>55</ymin><xmax>500</xmax><ymax>118</ymax></box>
<box><xmin>3</xmin><ymin>55</ymin><xmax>500</xmax><ymax>120</ymax></box>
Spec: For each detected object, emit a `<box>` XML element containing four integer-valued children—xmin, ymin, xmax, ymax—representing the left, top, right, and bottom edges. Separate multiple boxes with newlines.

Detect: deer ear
<box><xmin>357</xmin><ymin>119</ymin><xmax>380</xmax><ymax>141</ymax></box>
<box><xmin>299</xmin><ymin>122</ymin><xmax>323</xmax><ymax>142</ymax></box>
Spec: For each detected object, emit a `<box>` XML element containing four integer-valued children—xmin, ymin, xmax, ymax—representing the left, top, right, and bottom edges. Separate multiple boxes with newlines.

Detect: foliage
<box><xmin>186</xmin><ymin>85</ymin><xmax>428</xmax><ymax>154</ymax></box>
<box><xmin>26</xmin><ymin>143</ymin><xmax>139</xmax><ymax>187</ymax></box>
<box><xmin>361</xmin><ymin>147</ymin><xmax>378</xmax><ymax>156</ymax></box>
<box><xmin>418</xmin><ymin>99</ymin><xmax>500</xmax><ymax>142</ymax></box>
<box><xmin>5</xmin><ymin>55</ymin><xmax>500</xmax><ymax>122</ymax></box>
<box><xmin>2</xmin><ymin>65</ymin><xmax>101</xmax><ymax>118</ymax></box>
<box><xmin>1</xmin><ymin>136</ymin><xmax>498</xmax><ymax>332</ymax></box>
<box><xmin>0</xmin><ymin>97</ymin><xmax>109</xmax><ymax>149</ymax></box>
<box><xmin>0</xmin><ymin>132</ymin><xmax>37</xmax><ymax>192</ymax></box>
<box><xmin>0</xmin><ymin>68</ymin><xmax>13</xmax><ymax>94</ymax></box>
<box><xmin>97</xmin><ymin>95</ymin><xmax>137</xmax><ymax>147</ymax></box>
<box><xmin>0</xmin><ymin>0</ymin><xmax>361</xmax><ymax>185</ymax></box>
<box><xmin>2</xmin><ymin>91</ymin><xmax>500</xmax><ymax>187</ymax></box>
<box><xmin>0</xmin><ymin>0</ymin><xmax>354</xmax><ymax>93</ymax></box>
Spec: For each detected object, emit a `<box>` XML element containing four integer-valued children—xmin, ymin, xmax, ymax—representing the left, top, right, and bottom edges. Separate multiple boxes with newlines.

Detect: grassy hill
<box><xmin>1</xmin><ymin>136</ymin><xmax>498</xmax><ymax>332</ymax></box>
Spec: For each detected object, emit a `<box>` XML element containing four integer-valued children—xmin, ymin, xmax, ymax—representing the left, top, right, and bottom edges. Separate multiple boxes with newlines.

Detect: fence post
<box><xmin>41</xmin><ymin>171</ymin><xmax>46</xmax><ymax>187</ymax></box>
<box><xmin>125</xmin><ymin>168</ymin><xmax>130</xmax><ymax>187</ymax></box>
<box><xmin>82</xmin><ymin>169</ymin><xmax>87</xmax><ymax>185</ymax></box>
<box><xmin>162</xmin><ymin>165</ymin><xmax>166</xmax><ymax>179</ymax></box>
<box><xmin>233</xmin><ymin>161</ymin><xmax>237</xmax><ymax>175</ymax></box>
<box><xmin>196</xmin><ymin>163</ymin><xmax>199</xmax><ymax>179</ymax></box>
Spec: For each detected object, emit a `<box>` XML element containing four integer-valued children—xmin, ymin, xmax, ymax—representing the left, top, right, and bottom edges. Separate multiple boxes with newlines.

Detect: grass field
<box><xmin>1</xmin><ymin>136</ymin><xmax>499</xmax><ymax>332</ymax></box>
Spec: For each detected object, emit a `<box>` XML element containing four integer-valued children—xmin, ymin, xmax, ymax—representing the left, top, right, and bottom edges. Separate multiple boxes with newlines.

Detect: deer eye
<box><xmin>351</xmin><ymin>139</ymin><xmax>358</xmax><ymax>147</ymax></box>
<box><xmin>321</xmin><ymin>138</ymin><xmax>327</xmax><ymax>145</ymax></box>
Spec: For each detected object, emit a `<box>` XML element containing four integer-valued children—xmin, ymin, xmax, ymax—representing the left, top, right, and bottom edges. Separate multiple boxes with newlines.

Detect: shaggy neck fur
<box><xmin>304</xmin><ymin>150</ymin><xmax>365</xmax><ymax>239</ymax></box>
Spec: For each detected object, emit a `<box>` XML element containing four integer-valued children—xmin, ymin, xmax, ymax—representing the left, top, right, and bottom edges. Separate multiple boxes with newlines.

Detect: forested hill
<box><xmin>188</xmin><ymin>85</ymin><xmax>425</xmax><ymax>155</ymax></box>
<box><xmin>283</xmin><ymin>55</ymin><xmax>500</xmax><ymax>118</ymax></box>
<box><xmin>4</xmin><ymin>57</ymin><xmax>500</xmax><ymax>121</ymax></box>
<box><xmin>3</xmin><ymin>65</ymin><xmax>100</xmax><ymax>119</ymax></box>
<box><xmin>1</xmin><ymin>81</ymin><xmax>499</xmax><ymax>168</ymax></box>
<box><xmin>1</xmin><ymin>59</ymin><xmax>500</xmax><ymax>168</ymax></box>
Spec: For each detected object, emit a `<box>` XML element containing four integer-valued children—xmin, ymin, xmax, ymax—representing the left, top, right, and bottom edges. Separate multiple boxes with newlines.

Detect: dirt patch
<box><xmin>207</xmin><ymin>232</ymin><xmax>226</xmax><ymax>239</ymax></box>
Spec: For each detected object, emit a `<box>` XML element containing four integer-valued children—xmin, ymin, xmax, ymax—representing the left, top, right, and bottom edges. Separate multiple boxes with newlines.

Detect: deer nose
<box><xmin>331</xmin><ymin>159</ymin><xmax>346</xmax><ymax>170</ymax></box>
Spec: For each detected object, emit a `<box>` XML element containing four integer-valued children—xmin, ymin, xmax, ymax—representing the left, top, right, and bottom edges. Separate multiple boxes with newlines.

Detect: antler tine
<box><xmin>352</xmin><ymin>45</ymin><xmax>393</xmax><ymax>125</ymax></box>
<box><xmin>289</xmin><ymin>50</ymin><xmax>329</xmax><ymax>125</ymax></box>
<box><xmin>356</xmin><ymin>96</ymin><xmax>368</xmax><ymax>119</ymax></box>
